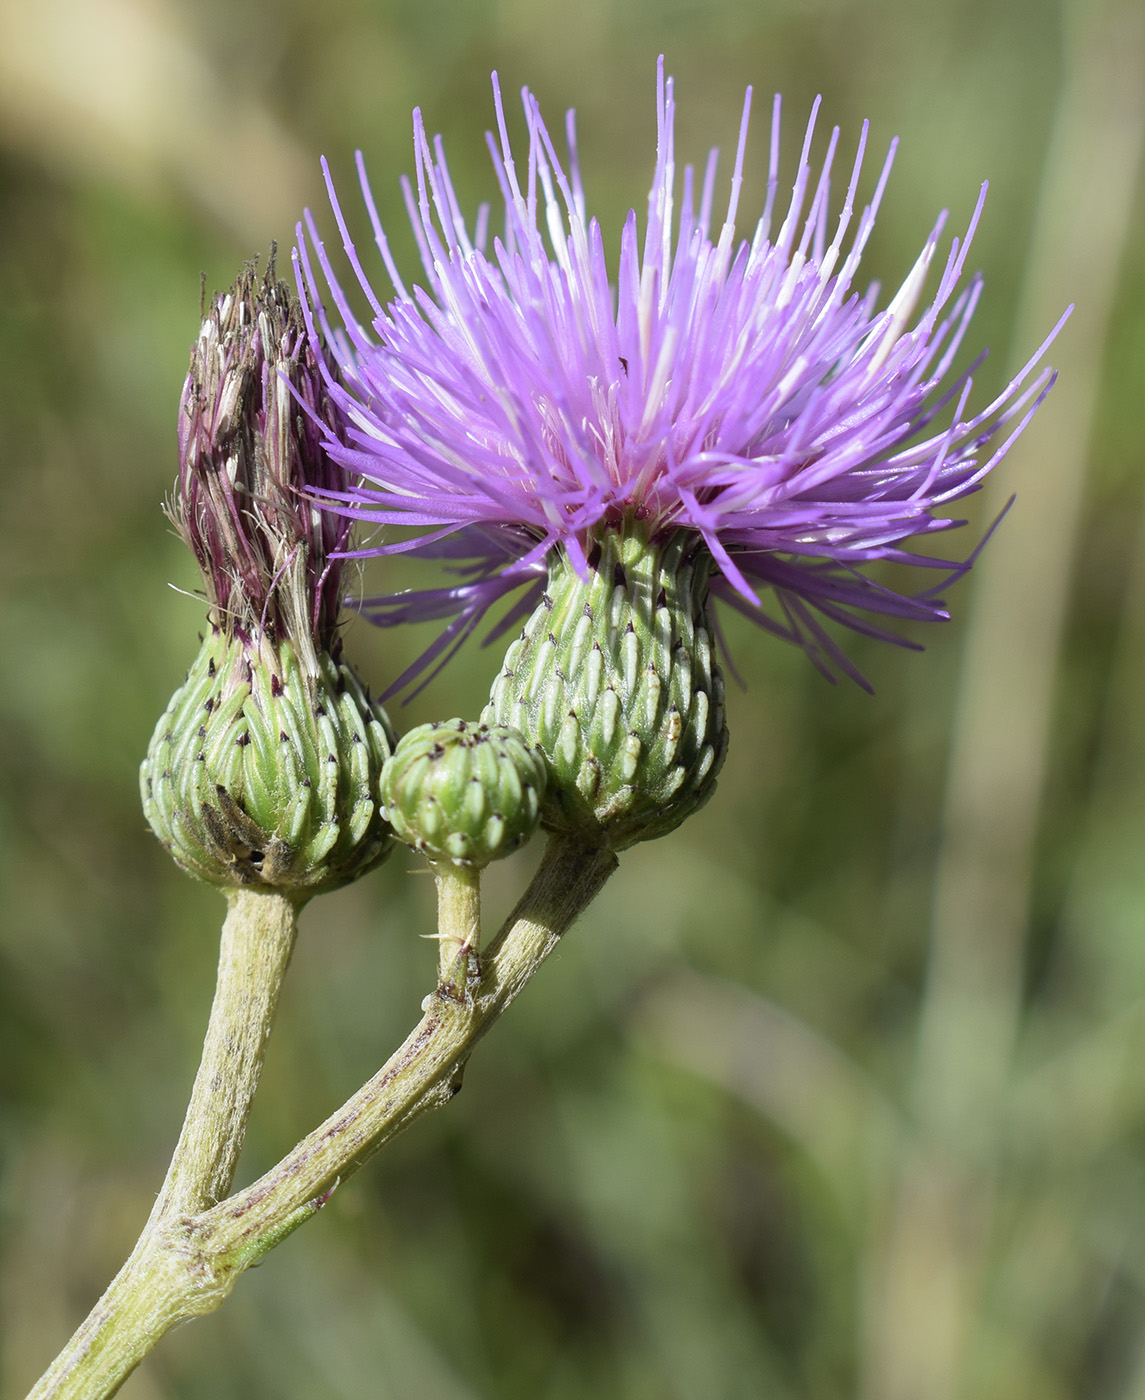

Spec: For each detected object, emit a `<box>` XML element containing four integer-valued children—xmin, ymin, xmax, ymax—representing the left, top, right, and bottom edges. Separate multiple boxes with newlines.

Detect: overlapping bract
<box><xmin>296</xmin><ymin>63</ymin><xmax>1064</xmax><ymax>691</ymax></box>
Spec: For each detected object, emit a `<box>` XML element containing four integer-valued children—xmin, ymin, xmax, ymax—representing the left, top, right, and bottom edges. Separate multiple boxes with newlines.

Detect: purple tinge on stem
<box><xmin>174</xmin><ymin>257</ymin><xmax>349</xmax><ymax>672</ymax></box>
<box><xmin>295</xmin><ymin>60</ymin><xmax>1068</xmax><ymax>693</ymax></box>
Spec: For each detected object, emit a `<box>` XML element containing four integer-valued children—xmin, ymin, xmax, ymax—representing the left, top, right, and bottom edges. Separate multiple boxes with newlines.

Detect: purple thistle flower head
<box><xmin>173</xmin><ymin>255</ymin><xmax>349</xmax><ymax>672</ymax></box>
<box><xmin>295</xmin><ymin>61</ymin><xmax>1067</xmax><ymax>695</ymax></box>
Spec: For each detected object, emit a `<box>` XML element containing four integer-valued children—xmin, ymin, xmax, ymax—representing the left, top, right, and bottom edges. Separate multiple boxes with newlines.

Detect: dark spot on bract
<box><xmin>614</xmin><ymin>562</ymin><xmax>627</xmax><ymax>589</ymax></box>
<box><xmin>657</xmin><ymin>587</ymin><xmax>668</xmax><ymax>608</ymax></box>
<box><xmin>207</xmin><ymin>657</ymin><xmax>216</xmax><ymax>677</ymax></box>
<box><xmin>587</xmin><ymin>540</ymin><xmax>602</xmax><ymax>570</ymax></box>
<box><xmin>583</xmin><ymin>601</ymin><xmax>594</xmax><ymax>620</ymax></box>
<box><xmin>271</xmin><ymin>674</ymin><xmax>283</xmax><ymax>697</ymax></box>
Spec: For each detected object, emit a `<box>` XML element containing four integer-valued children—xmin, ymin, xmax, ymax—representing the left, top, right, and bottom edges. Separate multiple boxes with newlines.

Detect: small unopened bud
<box><xmin>380</xmin><ymin>720</ymin><xmax>546</xmax><ymax>867</ymax></box>
<box><xmin>484</xmin><ymin>523</ymin><xmax>727</xmax><ymax>851</ymax></box>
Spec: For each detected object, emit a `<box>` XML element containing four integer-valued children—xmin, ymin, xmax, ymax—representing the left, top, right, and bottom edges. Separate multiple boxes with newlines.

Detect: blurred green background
<box><xmin>3</xmin><ymin>0</ymin><xmax>1145</xmax><ymax>1396</ymax></box>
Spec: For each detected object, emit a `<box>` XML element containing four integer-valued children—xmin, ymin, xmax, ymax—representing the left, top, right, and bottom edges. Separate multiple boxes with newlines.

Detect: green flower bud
<box><xmin>484</xmin><ymin>523</ymin><xmax>727</xmax><ymax>851</ymax></box>
<box><xmin>380</xmin><ymin>719</ymin><xmax>546</xmax><ymax>867</ymax></box>
<box><xmin>142</xmin><ymin>630</ymin><xmax>395</xmax><ymax>893</ymax></box>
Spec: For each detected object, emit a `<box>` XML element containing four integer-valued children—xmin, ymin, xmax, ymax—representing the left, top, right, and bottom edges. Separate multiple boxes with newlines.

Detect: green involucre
<box><xmin>380</xmin><ymin>719</ymin><xmax>546</xmax><ymax>867</ymax></box>
<box><xmin>484</xmin><ymin>524</ymin><xmax>728</xmax><ymax>850</ymax></box>
<box><xmin>141</xmin><ymin>630</ymin><xmax>395</xmax><ymax>893</ymax></box>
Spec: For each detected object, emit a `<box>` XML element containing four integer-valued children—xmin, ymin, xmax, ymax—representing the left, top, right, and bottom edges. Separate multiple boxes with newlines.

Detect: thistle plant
<box><xmin>28</xmin><ymin>65</ymin><xmax>1066</xmax><ymax>1400</ymax></box>
<box><xmin>136</xmin><ymin>258</ymin><xmax>396</xmax><ymax>1224</ymax></box>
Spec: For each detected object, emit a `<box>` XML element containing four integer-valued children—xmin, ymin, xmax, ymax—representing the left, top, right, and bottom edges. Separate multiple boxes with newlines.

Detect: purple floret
<box><xmin>295</xmin><ymin>60</ymin><xmax>1066</xmax><ymax>692</ymax></box>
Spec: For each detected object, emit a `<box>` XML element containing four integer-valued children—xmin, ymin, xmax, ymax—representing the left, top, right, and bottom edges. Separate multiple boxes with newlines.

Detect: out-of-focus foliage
<box><xmin>2</xmin><ymin>0</ymin><xmax>1144</xmax><ymax>1397</ymax></box>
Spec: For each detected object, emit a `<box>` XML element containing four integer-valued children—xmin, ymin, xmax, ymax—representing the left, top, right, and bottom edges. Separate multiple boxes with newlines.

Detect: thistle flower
<box><xmin>142</xmin><ymin>259</ymin><xmax>395</xmax><ymax>892</ymax></box>
<box><xmin>295</xmin><ymin>66</ymin><xmax>1065</xmax><ymax>848</ymax></box>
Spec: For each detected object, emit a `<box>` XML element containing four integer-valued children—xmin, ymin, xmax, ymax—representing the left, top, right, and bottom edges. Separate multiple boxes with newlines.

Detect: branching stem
<box><xmin>27</xmin><ymin>834</ymin><xmax>616</xmax><ymax>1400</ymax></box>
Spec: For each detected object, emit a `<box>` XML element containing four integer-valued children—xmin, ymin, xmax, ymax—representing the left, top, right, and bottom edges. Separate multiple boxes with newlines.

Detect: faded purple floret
<box><xmin>295</xmin><ymin>62</ymin><xmax>1066</xmax><ymax>692</ymax></box>
<box><xmin>174</xmin><ymin>258</ymin><xmax>348</xmax><ymax>670</ymax></box>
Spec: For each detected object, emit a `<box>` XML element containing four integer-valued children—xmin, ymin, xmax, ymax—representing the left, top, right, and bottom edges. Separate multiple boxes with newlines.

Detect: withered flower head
<box><xmin>141</xmin><ymin>256</ymin><xmax>395</xmax><ymax>895</ymax></box>
<box><xmin>174</xmin><ymin>253</ymin><xmax>347</xmax><ymax>674</ymax></box>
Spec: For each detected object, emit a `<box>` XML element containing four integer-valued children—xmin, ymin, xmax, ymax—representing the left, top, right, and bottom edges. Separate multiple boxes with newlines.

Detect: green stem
<box><xmin>27</xmin><ymin>835</ymin><xmax>616</xmax><ymax>1400</ymax></box>
<box><xmin>431</xmin><ymin>861</ymin><xmax>482</xmax><ymax>999</ymax></box>
<box><xmin>26</xmin><ymin>886</ymin><xmax>300</xmax><ymax>1400</ymax></box>
<box><xmin>198</xmin><ymin>833</ymin><xmax>615</xmax><ymax>1268</ymax></box>
<box><xmin>154</xmin><ymin>887</ymin><xmax>300</xmax><ymax>1216</ymax></box>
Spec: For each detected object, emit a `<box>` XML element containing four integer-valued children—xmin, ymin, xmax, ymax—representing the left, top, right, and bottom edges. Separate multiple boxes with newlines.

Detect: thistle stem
<box><xmin>431</xmin><ymin>861</ymin><xmax>482</xmax><ymax>999</ymax></box>
<box><xmin>26</xmin><ymin>835</ymin><xmax>616</xmax><ymax>1400</ymax></box>
<box><xmin>26</xmin><ymin>886</ymin><xmax>300</xmax><ymax>1400</ymax></box>
<box><xmin>155</xmin><ymin>887</ymin><xmax>301</xmax><ymax>1216</ymax></box>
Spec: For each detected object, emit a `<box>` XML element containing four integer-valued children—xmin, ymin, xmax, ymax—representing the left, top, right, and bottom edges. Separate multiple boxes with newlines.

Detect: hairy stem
<box><xmin>27</xmin><ymin>835</ymin><xmax>616</xmax><ymax>1400</ymax></box>
<box><xmin>156</xmin><ymin>887</ymin><xmax>300</xmax><ymax>1216</ymax></box>
<box><xmin>27</xmin><ymin>886</ymin><xmax>300</xmax><ymax>1400</ymax></box>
